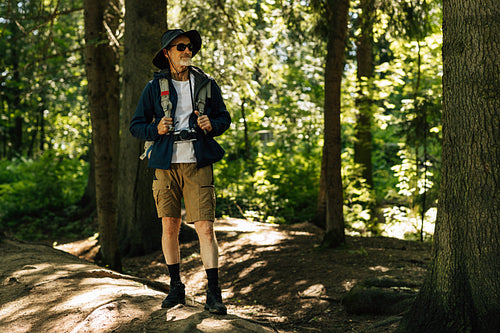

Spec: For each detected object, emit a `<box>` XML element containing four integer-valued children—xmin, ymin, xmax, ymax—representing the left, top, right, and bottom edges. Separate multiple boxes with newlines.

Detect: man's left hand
<box><xmin>195</xmin><ymin>111</ymin><xmax>212</xmax><ymax>132</ymax></box>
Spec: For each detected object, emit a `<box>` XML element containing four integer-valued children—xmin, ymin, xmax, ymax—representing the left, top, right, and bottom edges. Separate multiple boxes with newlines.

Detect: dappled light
<box><xmin>1</xmin><ymin>218</ymin><xmax>432</xmax><ymax>332</ymax></box>
<box><xmin>247</xmin><ymin>231</ymin><xmax>285</xmax><ymax>246</ymax></box>
<box><xmin>299</xmin><ymin>284</ymin><xmax>327</xmax><ymax>298</ymax></box>
<box><xmin>238</xmin><ymin>261</ymin><xmax>268</xmax><ymax>280</ymax></box>
<box><xmin>369</xmin><ymin>265</ymin><xmax>391</xmax><ymax>273</ymax></box>
<box><xmin>342</xmin><ymin>280</ymin><xmax>358</xmax><ymax>291</ymax></box>
<box><xmin>0</xmin><ymin>237</ymin><xmax>167</xmax><ymax>333</ymax></box>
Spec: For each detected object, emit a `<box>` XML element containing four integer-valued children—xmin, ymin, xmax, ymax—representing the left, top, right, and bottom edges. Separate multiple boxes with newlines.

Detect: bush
<box><xmin>0</xmin><ymin>151</ymin><xmax>89</xmax><ymax>240</ymax></box>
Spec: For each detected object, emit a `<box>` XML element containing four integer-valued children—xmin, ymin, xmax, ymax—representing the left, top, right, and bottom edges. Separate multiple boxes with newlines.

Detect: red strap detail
<box><xmin>161</xmin><ymin>91</ymin><xmax>169</xmax><ymax>96</ymax></box>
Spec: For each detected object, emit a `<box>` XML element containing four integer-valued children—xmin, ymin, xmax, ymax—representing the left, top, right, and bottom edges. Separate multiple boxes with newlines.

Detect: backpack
<box><xmin>140</xmin><ymin>77</ymin><xmax>211</xmax><ymax>160</ymax></box>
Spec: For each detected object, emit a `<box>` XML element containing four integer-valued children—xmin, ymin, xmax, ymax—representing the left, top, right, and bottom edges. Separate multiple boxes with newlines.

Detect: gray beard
<box><xmin>178</xmin><ymin>58</ymin><xmax>192</xmax><ymax>66</ymax></box>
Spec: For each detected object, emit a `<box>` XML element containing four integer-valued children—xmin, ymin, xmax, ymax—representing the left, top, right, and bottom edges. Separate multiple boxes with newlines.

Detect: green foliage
<box><xmin>0</xmin><ymin>0</ymin><xmax>445</xmax><ymax>242</ymax></box>
<box><xmin>338</xmin><ymin>0</ymin><xmax>443</xmax><ymax>238</ymax></box>
<box><xmin>341</xmin><ymin>149</ymin><xmax>377</xmax><ymax>234</ymax></box>
<box><xmin>0</xmin><ymin>0</ymin><xmax>89</xmax><ymax>159</ymax></box>
<box><xmin>165</xmin><ymin>0</ymin><xmax>445</xmax><ymax>237</ymax></box>
<box><xmin>0</xmin><ymin>151</ymin><xmax>90</xmax><ymax>240</ymax></box>
<box><xmin>216</xmin><ymin>134</ymin><xmax>322</xmax><ymax>224</ymax></box>
<box><xmin>170</xmin><ymin>0</ymin><xmax>326</xmax><ymax>225</ymax></box>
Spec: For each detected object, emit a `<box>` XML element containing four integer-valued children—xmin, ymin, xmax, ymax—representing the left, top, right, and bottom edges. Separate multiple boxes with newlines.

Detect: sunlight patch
<box><xmin>295</xmin><ymin>280</ymin><xmax>308</xmax><ymax>286</ymax></box>
<box><xmin>369</xmin><ymin>265</ymin><xmax>390</xmax><ymax>272</ymax></box>
<box><xmin>52</xmin><ymin>283</ymin><xmax>160</xmax><ymax>312</ymax></box>
<box><xmin>246</xmin><ymin>231</ymin><xmax>285</xmax><ymax>245</ymax></box>
<box><xmin>240</xmin><ymin>285</ymin><xmax>254</xmax><ymax>294</ymax></box>
<box><xmin>342</xmin><ymin>279</ymin><xmax>357</xmax><ymax>291</ymax></box>
<box><xmin>238</xmin><ymin>260</ymin><xmax>267</xmax><ymax>279</ymax></box>
<box><xmin>287</xmin><ymin>231</ymin><xmax>314</xmax><ymax>236</ymax></box>
<box><xmin>299</xmin><ymin>284</ymin><xmax>326</xmax><ymax>298</ymax></box>
<box><xmin>0</xmin><ymin>300</ymin><xmax>44</xmax><ymax>323</ymax></box>
<box><xmin>197</xmin><ymin>317</ymin><xmax>234</xmax><ymax>331</ymax></box>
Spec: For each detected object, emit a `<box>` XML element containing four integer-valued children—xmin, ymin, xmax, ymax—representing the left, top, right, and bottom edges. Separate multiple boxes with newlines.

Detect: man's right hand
<box><xmin>158</xmin><ymin>116</ymin><xmax>173</xmax><ymax>135</ymax></box>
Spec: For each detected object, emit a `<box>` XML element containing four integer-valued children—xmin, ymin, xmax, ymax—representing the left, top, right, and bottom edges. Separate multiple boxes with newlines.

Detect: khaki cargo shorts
<box><xmin>153</xmin><ymin>163</ymin><xmax>215</xmax><ymax>223</ymax></box>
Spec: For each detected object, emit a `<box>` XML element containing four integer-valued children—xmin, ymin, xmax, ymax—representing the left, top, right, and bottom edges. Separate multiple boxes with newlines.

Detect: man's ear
<box><xmin>163</xmin><ymin>48</ymin><xmax>168</xmax><ymax>58</ymax></box>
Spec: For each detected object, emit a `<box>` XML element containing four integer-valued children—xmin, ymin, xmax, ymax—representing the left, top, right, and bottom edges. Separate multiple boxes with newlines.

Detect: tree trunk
<box><xmin>319</xmin><ymin>0</ymin><xmax>349</xmax><ymax>247</ymax></box>
<box><xmin>83</xmin><ymin>0</ymin><xmax>121</xmax><ymax>271</ymax></box>
<box><xmin>77</xmin><ymin>142</ymin><xmax>96</xmax><ymax>216</ymax></box>
<box><xmin>397</xmin><ymin>1</ymin><xmax>500</xmax><ymax>332</ymax></box>
<box><xmin>241</xmin><ymin>99</ymin><xmax>253</xmax><ymax>175</ymax></box>
<box><xmin>9</xmin><ymin>0</ymin><xmax>23</xmax><ymax>156</ymax></box>
<box><xmin>117</xmin><ymin>0</ymin><xmax>167</xmax><ymax>257</ymax></box>
<box><xmin>39</xmin><ymin>96</ymin><xmax>45</xmax><ymax>152</ymax></box>
<box><xmin>311</xmin><ymin>150</ymin><xmax>327</xmax><ymax>229</ymax></box>
<box><xmin>354</xmin><ymin>0</ymin><xmax>374</xmax><ymax>189</ymax></box>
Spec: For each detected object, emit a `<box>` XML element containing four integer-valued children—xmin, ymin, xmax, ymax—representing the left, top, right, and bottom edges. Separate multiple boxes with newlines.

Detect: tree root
<box><xmin>62</xmin><ymin>269</ymin><xmax>169</xmax><ymax>293</ymax></box>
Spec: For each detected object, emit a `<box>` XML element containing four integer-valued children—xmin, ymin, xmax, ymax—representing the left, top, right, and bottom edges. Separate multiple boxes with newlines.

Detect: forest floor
<box><xmin>1</xmin><ymin>218</ymin><xmax>431</xmax><ymax>332</ymax></box>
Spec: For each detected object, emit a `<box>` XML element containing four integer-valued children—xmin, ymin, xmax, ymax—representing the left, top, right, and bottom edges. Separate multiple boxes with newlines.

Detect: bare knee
<box><xmin>194</xmin><ymin>220</ymin><xmax>215</xmax><ymax>242</ymax></box>
<box><xmin>162</xmin><ymin>217</ymin><xmax>181</xmax><ymax>238</ymax></box>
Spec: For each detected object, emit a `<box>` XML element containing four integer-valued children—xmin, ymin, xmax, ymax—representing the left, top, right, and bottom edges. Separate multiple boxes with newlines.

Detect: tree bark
<box><xmin>311</xmin><ymin>148</ymin><xmax>327</xmax><ymax>229</ymax></box>
<box><xmin>318</xmin><ymin>0</ymin><xmax>349</xmax><ymax>247</ymax></box>
<box><xmin>8</xmin><ymin>0</ymin><xmax>23</xmax><ymax>156</ymax></box>
<box><xmin>77</xmin><ymin>142</ymin><xmax>97</xmax><ymax>216</ymax></box>
<box><xmin>83</xmin><ymin>0</ymin><xmax>121</xmax><ymax>271</ymax></box>
<box><xmin>397</xmin><ymin>1</ymin><xmax>500</xmax><ymax>332</ymax></box>
<box><xmin>117</xmin><ymin>0</ymin><xmax>167</xmax><ymax>257</ymax></box>
<box><xmin>354</xmin><ymin>0</ymin><xmax>374</xmax><ymax>189</ymax></box>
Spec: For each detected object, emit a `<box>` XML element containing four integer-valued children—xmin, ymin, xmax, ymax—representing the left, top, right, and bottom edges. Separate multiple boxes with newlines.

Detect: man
<box><xmin>129</xmin><ymin>29</ymin><xmax>231</xmax><ymax>315</ymax></box>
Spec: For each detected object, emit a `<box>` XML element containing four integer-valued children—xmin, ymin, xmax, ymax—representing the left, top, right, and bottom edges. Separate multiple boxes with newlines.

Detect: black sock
<box><xmin>206</xmin><ymin>268</ymin><xmax>219</xmax><ymax>290</ymax></box>
<box><xmin>167</xmin><ymin>263</ymin><xmax>181</xmax><ymax>284</ymax></box>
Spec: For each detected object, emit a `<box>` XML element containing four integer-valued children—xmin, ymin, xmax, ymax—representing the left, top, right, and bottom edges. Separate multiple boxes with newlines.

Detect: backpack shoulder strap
<box><xmin>196</xmin><ymin>80</ymin><xmax>211</xmax><ymax>116</ymax></box>
<box><xmin>195</xmin><ymin>81</ymin><xmax>211</xmax><ymax>135</ymax></box>
<box><xmin>159</xmin><ymin>78</ymin><xmax>173</xmax><ymax>132</ymax></box>
<box><xmin>159</xmin><ymin>78</ymin><xmax>172</xmax><ymax>114</ymax></box>
<box><xmin>140</xmin><ymin>78</ymin><xmax>172</xmax><ymax>160</ymax></box>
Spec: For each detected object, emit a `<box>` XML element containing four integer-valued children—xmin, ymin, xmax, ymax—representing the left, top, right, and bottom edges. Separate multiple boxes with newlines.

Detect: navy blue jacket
<box><xmin>130</xmin><ymin>67</ymin><xmax>231</xmax><ymax>170</ymax></box>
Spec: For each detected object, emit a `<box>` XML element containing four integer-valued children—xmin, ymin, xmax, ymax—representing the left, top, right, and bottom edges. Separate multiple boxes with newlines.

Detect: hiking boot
<box><xmin>161</xmin><ymin>281</ymin><xmax>186</xmax><ymax>308</ymax></box>
<box><xmin>204</xmin><ymin>286</ymin><xmax>227</xmax><ymax>315</ymax></box>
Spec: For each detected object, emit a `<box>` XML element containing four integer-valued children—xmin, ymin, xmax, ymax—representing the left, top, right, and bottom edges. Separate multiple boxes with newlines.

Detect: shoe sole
<box><xmin>204</xmin><ymin>305</ymin><xmax>227</xmax><ymax>315</ymax></box>
<box><xmin>162</xmin><ymin>299</ymin><xmax>186</xmax><ymax>309</ymax></box>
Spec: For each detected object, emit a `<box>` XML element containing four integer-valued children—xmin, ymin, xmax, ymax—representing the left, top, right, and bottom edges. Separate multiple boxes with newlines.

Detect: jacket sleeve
<box><xmin>207</xmin><ymin>79</ymin><xmax>231</xmax><ymax>137</ymax></box>
<box><xmin>129</xmin><ymin>81</ymin><xmax>161</xmax><ymax>141</ymax></box>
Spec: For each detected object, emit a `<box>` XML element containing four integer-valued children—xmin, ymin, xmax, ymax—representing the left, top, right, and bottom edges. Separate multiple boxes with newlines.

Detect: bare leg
<box><xmin>161</xmin><ymin>217</ymin><xmax>182</xmax><ymax>264</ymax></box>
<box><xmin>195</xmin><ymin>220</ymin><xmax>226</xmax><ymax>314</ymax></box>
<box><xmin>194</xmin><ymin>220</ymin><xmax>219</xmax><ymax>269</ymax></box>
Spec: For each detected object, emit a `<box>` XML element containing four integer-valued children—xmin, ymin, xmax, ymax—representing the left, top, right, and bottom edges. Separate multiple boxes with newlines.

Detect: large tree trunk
<box><xmin>397</xmin><ymin>1</ymin><xmax>500</xmax><ymax>332</ymax></box>
<box><xmin>318</xmin><ymin>0</ymin><xmax>349</xmax><ymax>247</ymax></box>
<box><xmin>83</xmin><ymin>0</ymin><xmax>121</xmax><ymax>271</ymax></box>
<box><xmin>117</xmin><ymin>0</ymin><xmax>166</xmax><ymax>257</ymax></box>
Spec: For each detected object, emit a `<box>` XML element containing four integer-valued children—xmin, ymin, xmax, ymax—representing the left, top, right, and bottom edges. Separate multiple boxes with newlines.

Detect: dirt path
<box><xmin>0</xmin><ymin>218</ymin><xmax>431</xmax><ymax>332</ymax></box>
<box><xmin>125</xmin><ymin>219</ymin><xmax>431</xmax><ymax>332</ymax></box>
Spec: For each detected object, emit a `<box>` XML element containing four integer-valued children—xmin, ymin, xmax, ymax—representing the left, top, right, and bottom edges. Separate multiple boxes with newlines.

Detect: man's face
<box><xmin>164</xmin><ymin>35</ymin><xmax>192</xmax><ymax>69</ymax></box>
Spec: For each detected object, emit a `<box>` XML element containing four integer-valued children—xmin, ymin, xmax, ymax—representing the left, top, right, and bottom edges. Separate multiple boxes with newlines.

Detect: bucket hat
<box><xmin>152</xmin><ymin>29</ymin><xmax>202</xmax><ymax>69</ymax></box>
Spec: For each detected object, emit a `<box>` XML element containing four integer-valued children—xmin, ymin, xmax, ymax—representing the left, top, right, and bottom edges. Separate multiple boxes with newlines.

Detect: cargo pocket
<box><xmin>152</xmin><ymin>170</ymin><xmax>172</xmax><ymax>214</ymax></box>
<box><xmin>199</xmin><ymin>184</ymin><xmax>216</xmax><ymax>220</ymax></box>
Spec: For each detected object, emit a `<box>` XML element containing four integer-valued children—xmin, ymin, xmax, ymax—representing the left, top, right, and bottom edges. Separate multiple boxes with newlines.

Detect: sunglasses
<box><xmin>169</xmin><ymin>43</ymin><xmax>194</xmax><ymax>52</ymax></box>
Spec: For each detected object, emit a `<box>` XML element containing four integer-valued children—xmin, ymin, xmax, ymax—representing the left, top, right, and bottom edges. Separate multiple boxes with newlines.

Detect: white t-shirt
<box><xmin>171</xmin><ymin>76</ymin><xmax>196</xmax><ymax>163</ymax></box>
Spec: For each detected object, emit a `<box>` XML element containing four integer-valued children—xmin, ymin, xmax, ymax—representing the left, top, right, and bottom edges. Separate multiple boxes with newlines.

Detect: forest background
<box><xmin>2</xmin><ymin>1</ymin><xmax>499</xmax><ymax>332</ymax></box>
<box><xmin>0</xmin><ymin>0</ymin><xmax>442</xmax><ymax>245</ymax></box>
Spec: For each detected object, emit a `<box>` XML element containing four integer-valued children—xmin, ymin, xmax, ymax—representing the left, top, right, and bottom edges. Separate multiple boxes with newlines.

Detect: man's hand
<box><xmin>157</xmin><ymin>116</ymin><xmax>173</xmax><ymax>135</ymax></box>
<box><xmin>195</xmin><ymin>111</ymin><xmax>212</xmax><ymax>133</ymax></box>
